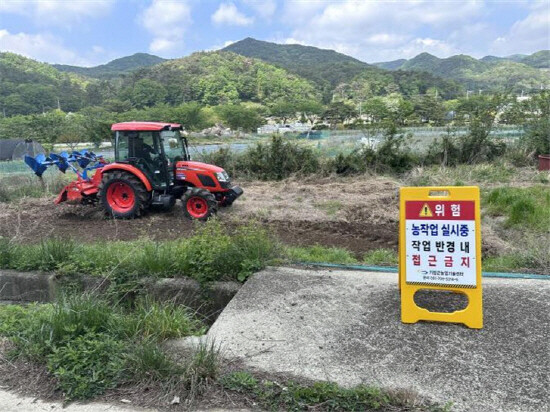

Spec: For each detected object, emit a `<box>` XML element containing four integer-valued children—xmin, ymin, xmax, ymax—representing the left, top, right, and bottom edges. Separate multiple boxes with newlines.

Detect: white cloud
<box><xmin>0</xmin><ymin>0</ymin><xmax>113</xmax><ymax>27</ymax></box>
<box><xmin>139</xmin><ymin>0</ymin><xmax>192</xmax><ymax>54</ymax></box>
<box><xmin>212</xmin><ymin>2</ymin><xmax>254</xmax><ymax>26</ymax></box>
<box><xmin>242</xmin><ymin>0</ymin><xmax>276</xmax><ymax>19</ymax></box>
<box><xmin>208</xmin><ymin>39</ymin><xmax>237</xmax><ymax>51</ymax></box>
<box><xmin>0</xmin><ymin>29</ymin><xmax>100</xmax><ymax>65</ymax></box>
<box><xmin>489</xmin><ymin>2</ymin><xmax>550</xmax><ymax>56</ymax></box>
<box><xmin>279</xmin><ymin>0</ymin><xmax>485</xmax><ymax>62</ymax></box>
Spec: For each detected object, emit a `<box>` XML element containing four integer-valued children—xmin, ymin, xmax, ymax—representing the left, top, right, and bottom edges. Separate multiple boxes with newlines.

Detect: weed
<box><xmin>182</xmin><ymin>341</ymin><xmax>221</xmax><ymax>398</ymax></box>
<box><xmin>126</xmin><ymin>341</ymin><xmax>177</xmax><ymax>381</ymax></box>
<box><xmin>121</xmin><ymin>297</ymin><xmax>206</xmax><ymax>341</ymax></box>
<box><xmin>484</xmin><ymin>186</ymin><xmax>550</xmax><ymax>231</ymax></box>
<box><xmin>221</xmin><ymin>372</ymin><xmax>447</xmax><ymax>411</ymax></box>
<box><xmin>314</xmin><ymin>200</ymin><xmax>343</xmax><ymax>216</ymax></box>
<box><xmin>47</xmin><ymin>332</ymin><xmax>126</xmax><ymax>400</ymax></box>
<box><xmin>220</xmin><ymin>371</ymin><xmax>258</xmax><ymax>392</ymax></box>
<box><xmin>286</xmin><ymin>245</ymin><xmax>358</xmax><ymax>264</ymax></box>
<box><xmin>363</xmin><ymin>249</ymin><xmax>398</xmax><ymax>266</ymax></box>
<box><xmin>0</xmin><ymin>294</ymin><xmax>207</xmax><ymax>401</ymax></box>
<box><xmin>0</xmin><ymin>221</ymin><xmax>278</xmax><ymax>284</ymax></box>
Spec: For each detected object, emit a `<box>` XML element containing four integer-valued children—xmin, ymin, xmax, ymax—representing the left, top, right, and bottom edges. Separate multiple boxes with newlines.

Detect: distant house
<box><xmin>0</xmin><ymin>139</ymin><xmax>45</xmax><ymax>161</ymax></box>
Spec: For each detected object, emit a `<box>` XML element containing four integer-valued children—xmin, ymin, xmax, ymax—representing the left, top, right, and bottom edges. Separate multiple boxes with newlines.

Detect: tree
<box><xmin>217</xmin><ymin>104</ymin><xmax>263</xmax><ymax>132</ymax></box>
<box><xmin>130</xmin><ymin>79</ymin><xmax>167</xmax><ymax>108</ymax></box>
<box><xmin>362</xmin><ymin>97</ymin><xmax>389</xmax><ymax>124</ymax></box>
<box><xmin>454</xmin><ymin>94</ymin><xmax>508</xmax><ymax>163</ymax></box>
<box><xmin>269</xmin><ymin>101</ymin><xmax>297</xmax><ymax>124</ymax></box>
<box><xmin>413</xmin><ymin>94</ymin><xmax>446</xmax><ymax>125</ymax></box>
<box><xmin>173</xmin><ymin>102</ymin><xmax>211</xmax><ymax>131</ymax></box>
<box><xmin>322</xmin><ymin>102</ymin><xmax>357</xmax><ymax>128</ymax></box>
<box><xmin>296</xmin><ymin>100</ymin><xmax>324</xmax><ymax>126</ymax></box>
<box><xmin>521</xmin><ymin>91</ymin><xmax>550</xmax><ymax>156</ymax></box>
<box><xmin>78</xmin><ymin>107</ymin><xmax>113</xmax><ymax>146</ymax></box>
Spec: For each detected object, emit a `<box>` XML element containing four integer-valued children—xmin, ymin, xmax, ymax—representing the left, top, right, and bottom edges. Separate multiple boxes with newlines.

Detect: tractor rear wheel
<box><xmin>182</xmin><ymin>188</ymin><xmax>218</xmax><ymax>221</ymax></box>
<box><xmin>98</xmin><ymin>171</ymin><xmax>150</xmax><ymax>219</ymax></box>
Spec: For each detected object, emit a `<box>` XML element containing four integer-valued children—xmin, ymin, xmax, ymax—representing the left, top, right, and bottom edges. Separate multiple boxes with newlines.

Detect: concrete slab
<box><xmin>191</xmin><ymin>267</ymin><xmax>550</xmax><ymax>412</ymax></box>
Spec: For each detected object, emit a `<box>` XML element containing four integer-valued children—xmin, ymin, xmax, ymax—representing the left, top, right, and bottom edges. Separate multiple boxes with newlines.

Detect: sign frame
<box><xmin>399</xmin><ymin>186</ymin><xmax>483</xmax><ymax>329</ymax></box>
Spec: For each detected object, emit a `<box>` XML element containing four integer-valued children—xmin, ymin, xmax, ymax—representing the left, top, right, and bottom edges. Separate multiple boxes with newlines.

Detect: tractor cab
<box><xmin>112</xmin><ymin>122</ymin><xmax>189</xmax><ymax>190</ymax></box>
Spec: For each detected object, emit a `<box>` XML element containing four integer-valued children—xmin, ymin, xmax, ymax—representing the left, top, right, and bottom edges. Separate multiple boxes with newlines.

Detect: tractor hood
<box><xmin>176</xmin><ymin>160</ymin><xmax>225</xmax><ymax>173</ymax></box>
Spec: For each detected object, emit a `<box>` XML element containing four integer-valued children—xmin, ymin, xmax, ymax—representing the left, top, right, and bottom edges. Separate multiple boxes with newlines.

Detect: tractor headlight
<box><xmin>215</xmin><ymin>171</ymin><xmax>230</xmax><ymax>182</ymax></box>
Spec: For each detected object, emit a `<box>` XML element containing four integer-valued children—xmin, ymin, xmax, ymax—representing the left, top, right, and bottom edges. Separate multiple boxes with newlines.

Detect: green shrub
<box><xmin>242</xmin><ymin>135</ymin><xmax>320</xmax><ymax>180</ymax></box>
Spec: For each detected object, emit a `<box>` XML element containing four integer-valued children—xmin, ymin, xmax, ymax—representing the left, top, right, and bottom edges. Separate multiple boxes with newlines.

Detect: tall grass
<box><xmin>0</xmin><ymin>172</ymin><xmax>69</xmax><ymax>202</ymax></box>
<box><xmin>0</xmin><ymin>221</ymin><xmax>278</xmax><ymax>283</ymax></box>
<box><xmin>484</xmin><ymin>186</ymin><xmax>550</xmax><ymax>231</ymax></box>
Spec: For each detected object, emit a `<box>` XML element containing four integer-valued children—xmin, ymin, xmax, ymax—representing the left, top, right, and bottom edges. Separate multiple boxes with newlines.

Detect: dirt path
<box><xmin>0</xmin><ymin>176</ymin><xmax>401</xmax><ymax>256</ymax></box>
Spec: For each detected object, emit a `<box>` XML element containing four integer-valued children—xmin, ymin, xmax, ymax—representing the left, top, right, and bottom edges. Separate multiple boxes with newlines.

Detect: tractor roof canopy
<box><xmin>111</xmin><ymin>122</ymin><xmax>182</xmax><ymax>132</ymax></box>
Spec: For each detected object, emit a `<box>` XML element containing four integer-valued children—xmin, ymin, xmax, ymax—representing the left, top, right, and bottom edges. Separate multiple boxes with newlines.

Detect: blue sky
<box><xmin>0</xmin><ymin>0</ymin><xmax>548</xmax><ymax>66</ymax></box>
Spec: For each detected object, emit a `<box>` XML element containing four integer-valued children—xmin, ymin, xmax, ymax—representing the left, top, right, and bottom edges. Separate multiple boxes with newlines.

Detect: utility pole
<box><xmin>57</xmin><ymin>98</ymin><xmax>61</xmax><ymax>110</ymax></box>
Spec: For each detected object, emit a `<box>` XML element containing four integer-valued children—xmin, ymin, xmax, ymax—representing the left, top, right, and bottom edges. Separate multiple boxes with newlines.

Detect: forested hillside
<box><xmin>54</xmin><ymin>53</ymin><xmax>166</xmax><ymax>79</ymax></box>
<box><xmin>123</xmin><ymin>51</ymin><xmax>320</xmax><ymax>106</ymax></box>
<box><xmin>224</xmin><ymin>37</ymin><xmax>370</xmax><ymax>93</ymax></box>
<box><xmin>374</xmin><ymin>51</ymin><xmax>549</xmax><ymax>91</ymax></box>
<box><xmin>223</xmin><ymin>38</ymin><xmax>462</xmax><ymax>101</ymax></box>
<box><xmin>0</xmin><ymin>52</ymin><xmax>88</xmax><ymax>116</ymax></box>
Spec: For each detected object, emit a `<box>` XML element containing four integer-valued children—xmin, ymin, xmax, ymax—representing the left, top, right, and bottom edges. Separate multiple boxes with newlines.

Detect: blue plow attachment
<box><xmin>24</xmin><ymin>150</ymin><xmax>106</xmax><ymax>178</ymax></box>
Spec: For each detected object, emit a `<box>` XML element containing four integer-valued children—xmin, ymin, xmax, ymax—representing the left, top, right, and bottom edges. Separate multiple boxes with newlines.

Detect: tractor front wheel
<box><xmin>182</xmin><ymin>188</ymin><xmax>218</xmax><ymax>221</ymax></box>
<box><xmin>98</xmin><ymin>171</ymin><xmax>150</xmax><ymax>218</ymax></box>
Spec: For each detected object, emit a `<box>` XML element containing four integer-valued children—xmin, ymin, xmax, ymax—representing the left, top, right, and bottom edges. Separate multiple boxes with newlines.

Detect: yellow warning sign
<box><xmin>399</xmin><ymin>186</ymin><xmax>483</xmax><ymax>329</ymax></box>
<box><xmin>419</xmin><ymin>203</ymin><xmax>433</xmax><ymax>217</ymax></box>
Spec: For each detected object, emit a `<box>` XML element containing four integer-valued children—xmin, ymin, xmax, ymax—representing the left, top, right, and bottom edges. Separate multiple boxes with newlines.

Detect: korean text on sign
<box><xmin>405</xmin><ymin>200</ymin><xmax>476</xmax><ymax>287</ymax></box>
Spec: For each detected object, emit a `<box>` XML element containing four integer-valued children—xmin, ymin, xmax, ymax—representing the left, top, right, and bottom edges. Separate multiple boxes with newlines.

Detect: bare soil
<box><xmin>0</xmin><ymin>174</ymin><xmax>516</xmax><ymax>258</ymax></box>
<box><xmin>0</xmin><ymin>176</ymin><xmax>402</xmax><ymax>256</ymax></box>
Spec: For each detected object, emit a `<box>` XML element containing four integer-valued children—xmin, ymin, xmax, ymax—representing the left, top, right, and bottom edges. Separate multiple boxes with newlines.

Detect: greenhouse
<box><xmin>0</xmin><ymin>139</ymin><xmax>45</xmax><ymax>161</ymax></box>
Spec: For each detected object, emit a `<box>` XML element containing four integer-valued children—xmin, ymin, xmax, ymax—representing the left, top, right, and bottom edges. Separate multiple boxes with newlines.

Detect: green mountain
<box><xmin>0</xmin><ymin>52</ymin><xmax>87</xmax><ymax>116</ymax></box>
<box><xmin>374</xmin><ymin>51</ymin><xmax>549</xmax><ymax>91</ymax></box>
<box><xmin>54</xmin><ymin>53</ymin><xmax>166</xmax><ymax>79</ymax></box>
<box><xmin>224</xmin><ymin>38</ymin><xmax>463</xmax><ymax>100</ymax></box>
<box><xmin>373</xmin><ymin>59</ymin><xmax>407</xmax><ymax>70</ymax></box>
<box><xmin>122</xmin><ymin>51</ymin><xmax>321</xmax><ymax>106</ymax></box>
<box><xmin>223</xmin><ymin>37</ymin><xmax>373</xmax><ymax>100</ymax></box>
<box><xmin>519</xmin><ymin>50</ymin><xmax>549</xmax><ymax>69</ymax></box>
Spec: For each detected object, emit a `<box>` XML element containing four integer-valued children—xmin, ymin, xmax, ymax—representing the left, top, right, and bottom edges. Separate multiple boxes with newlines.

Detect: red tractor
<box><xmin>25</xmin><ymin>122</ymin><xmax>242</xmax><ymax>220</ymax></box>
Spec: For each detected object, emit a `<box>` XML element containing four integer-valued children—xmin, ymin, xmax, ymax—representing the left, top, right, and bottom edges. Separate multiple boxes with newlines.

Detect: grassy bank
<box><xmin>0</xmin><ymin>294</ymin><xmax>208</xmax><ymax>401</ymax></box>
<box><xmin>0</xmin><ymin>221</ymin><xmax>278</xmax><ymax>284</ymax></box>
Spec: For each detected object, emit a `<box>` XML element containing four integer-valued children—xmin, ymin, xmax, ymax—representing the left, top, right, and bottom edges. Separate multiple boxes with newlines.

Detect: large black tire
<box><xmin>98</xmin><ymin>171</ymin><xmax>150</xmax><ymax>219</ymax></box>
<box><xmin>181</xmin><ymin>188</ymin><xmax>218</xmax><ymax>221</ymax></box>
